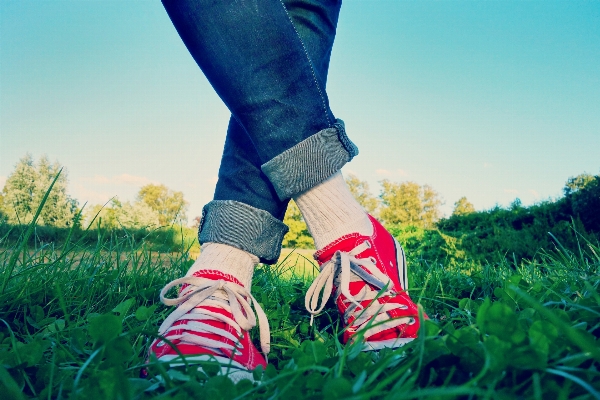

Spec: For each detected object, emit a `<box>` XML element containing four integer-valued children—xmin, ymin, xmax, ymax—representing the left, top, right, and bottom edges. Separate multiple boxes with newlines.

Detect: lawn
<box><xmin>0</xmin><ymin>226</ymin><xmax>599</xmax><ymax>399</ymax></box>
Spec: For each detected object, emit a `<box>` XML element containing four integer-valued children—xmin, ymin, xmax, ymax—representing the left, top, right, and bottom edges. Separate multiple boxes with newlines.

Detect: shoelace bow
<box><xmin>158</xmin><ymin>277</ymin><xmax>270</xmax><ymax>358</ymax></box>
<box><xmin>305</xmin><ymin>241</ymin><xmax>413</xmax><ymax>339</ymax></box>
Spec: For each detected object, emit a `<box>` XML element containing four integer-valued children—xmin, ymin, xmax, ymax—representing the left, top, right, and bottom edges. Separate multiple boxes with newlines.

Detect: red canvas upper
<box><xmin>149</xmin><ymin>270</ymin><xmax>267</xmax><ymax>371</ymax></box>
<box><xmin>314</xmin><ymin>215</ymin><xmax>423</xmax><ymax>345</ymax></box>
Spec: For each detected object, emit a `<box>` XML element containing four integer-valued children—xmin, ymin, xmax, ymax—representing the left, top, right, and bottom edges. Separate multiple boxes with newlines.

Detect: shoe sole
<box><xmin>361</xmin><ymin>337</ymin><xmax>414</xmax><ymax>351</ymax></box>
<box><xmin>393</xmin><ymin>238</ymin><xmax>409</xmax><ymax>292</ymax></box>
<box><xmin>157</xmin><ymin>354</ymin><xmax>257</xmax><ymax>383</ymax></box>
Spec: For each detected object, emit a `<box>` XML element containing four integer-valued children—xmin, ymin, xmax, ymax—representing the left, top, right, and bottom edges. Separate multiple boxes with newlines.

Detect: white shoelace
<box><xmin>157</xmin><ymin>276</ymin><xmax>270</xmax><ymax>358</ymax></box>
<box><xmin>305</xmin><ymin>241</ymin><xmax>413</xmax><ymax>339</ymax></box>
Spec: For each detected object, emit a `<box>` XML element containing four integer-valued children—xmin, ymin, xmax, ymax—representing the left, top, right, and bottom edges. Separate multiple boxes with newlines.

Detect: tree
<box><xmin>85</xmin><ymin>199</ymin><xmax>160</xmax><ymax>230</ymax></box>
<box><xmin>346</xmin><ymin>173</ymin><xmax>379</xmax><ymax>215</ymax></box>
<box><xmin>0</xmin><ymin>193</ymin><xmax>6</xmax><ymax>223</ymax></box>
<box><xmin>563</xmin><ymin>173</ymin><xmax>596</xmax><ymax>196</ymax></box>
<box><xmin>35</xmin><ymin>156</ymin><xmax>80</xmax><ymax>227</ymax></box>
<box><xmin>1</xmin><ymin>154</ymin><xmax>36</xmax><ymax>224</ymax></box>
<box><xmin>117</xmin><ymin>200</ymin><xmax>161</xmax><ymax>229</ymax></box>
<box><xmin>137</xmin><ymin>184</ymin><xmax>188</xmax><ymax>225</ymax></box>
<box><xmin>1</xmin><ymin>154</ymin><xmax>78</xmax><ymax>227</ymax></box>
<box><xmin>379</xmin><ymin>180</ymin><xmax>442</xmax><ymax>228</ymax></box>
<box><xmin>282</xmin><ymin>200</ymin><xmax>314</xmax><ymax>249</ymax></box>
<box><xmin>565</xmin><ymin>173</ymin><xmax>600</xmax><ymax>233</ymax></box>
<box><xmin>453</xmin><ymin>196</ymin><xmax>475</xmax><ymax>216</ymax></box>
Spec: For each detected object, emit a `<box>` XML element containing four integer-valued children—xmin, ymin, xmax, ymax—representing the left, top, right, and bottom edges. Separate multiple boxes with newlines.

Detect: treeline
<box><xmin>0</xmin><ymin>155</ymin><xmax>189</xmax><ymax>230</ymax></box>
<box><xmin>2</xmin><ymin>154</ymin><xmax>599</xmax><ymax>263</ymax></box>
<box><xmin>284</xmin><ymin>172</ymin><xmax>600</xmax><ymax>265</ymax></box>
<box><xmin>435</xmin><ymin>173</ymin><xmax>599</xmax><ymax>262</ymax></box>
<box><xmin>380</xmin><ymin>173</ymin><xmax>600</xmax><ymax>264</ymax></box>
<box><xmin>0</xmin><ymin>154</ymin><xmax>196</xmax><ymax>252</ymax></box>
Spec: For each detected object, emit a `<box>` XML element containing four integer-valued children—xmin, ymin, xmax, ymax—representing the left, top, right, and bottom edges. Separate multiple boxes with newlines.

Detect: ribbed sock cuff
<box><xmin>294</xmin><ymin>171</ymin><xmax>372</xmax><ymax>249</ymax></box>
<box><xmin>186</xmin><ymin>243</ymin><xmax>258</xmax><ymax>290</ymax></box>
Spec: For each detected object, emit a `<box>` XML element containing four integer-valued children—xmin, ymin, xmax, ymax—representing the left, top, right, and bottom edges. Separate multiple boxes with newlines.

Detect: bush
<box><xmin>0</xmin><ymin>222</ymin><xmax>200</xmax><ymax>254</ymax></box>
<box><xmin>436</xmin><ymin>198</ymin><xmax>599</xmax><ymax>264</ymax></box>
<box><xmin>388</xmin><ymin>193</ymin><xmax>600</xmax><ymax>266</ymax></box>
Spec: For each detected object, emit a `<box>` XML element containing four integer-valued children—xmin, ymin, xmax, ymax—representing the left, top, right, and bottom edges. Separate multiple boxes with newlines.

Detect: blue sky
<box><xmin>1</xmin><ymin>0</ymin><xmax>599</xmax><ymax>221</ymax></box>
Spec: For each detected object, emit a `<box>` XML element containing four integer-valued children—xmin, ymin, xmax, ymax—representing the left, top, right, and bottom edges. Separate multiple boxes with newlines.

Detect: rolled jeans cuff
<box><xmin>261</xmin><ymin>119</ymin><xmax>359</xmax><ymax>200</ymax></box>
<box><xmin>199</xmin><ymin>200</ymin><xmax>289</xmax><ymax>264</ymax></box>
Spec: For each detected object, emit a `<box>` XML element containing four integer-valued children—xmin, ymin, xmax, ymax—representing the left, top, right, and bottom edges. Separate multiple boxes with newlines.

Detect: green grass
<box><xmin>0</xmin><ymin>220</ymin><xmax>599</xmax><ymax>399</ymax></box>
<box><xmin>276</xmin><ymin>248</ymin><xmax>318</xmax><ymax>280</ymax></box>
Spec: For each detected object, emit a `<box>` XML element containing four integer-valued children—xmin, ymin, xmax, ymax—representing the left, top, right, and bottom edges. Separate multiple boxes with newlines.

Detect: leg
<box><xmin>151</xmin><ymin>0</ymin><xmax>424</xmax><ymax>380</ymax></box>
<box><xmin>163</xmin><ymin>0</ymin><xmax>356</xmax><ymax>262</ymax></box>
<box><xmin>215</xmin><ymin>0</ymin><xmax>343</xmax><ymax>220</ymax></box>
<box><xmin>204</xmin><ymin>0</ymin><xmax>344</xmax><ymax>263</ymax></box>
<box><xmin>161</xmin><ymin>0</ymin><xmax>350</xmax><ymax>164</ymax></box>
<box><xmin>151</xmin><ymin>0</ymin><xmax>350</xmax><ymax>381</ymax></box>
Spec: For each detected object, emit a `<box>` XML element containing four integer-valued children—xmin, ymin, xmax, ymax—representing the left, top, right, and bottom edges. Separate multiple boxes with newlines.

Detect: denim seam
<box><xmin>277</xmin><ymin>0</ymin><xmax>333</xmax><ymax>126</ymax></box>
<box><xmin>333</xmin><ymin>119</ymin><xmax>357</xmax><ymax>156</ymax></box>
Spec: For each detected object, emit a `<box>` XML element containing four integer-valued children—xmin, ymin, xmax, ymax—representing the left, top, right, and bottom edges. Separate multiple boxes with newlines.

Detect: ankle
<box><xmin>186</xmin><ymin>243</ymin><xmax>258</xmax><ymax>290</ymax></box>
<box><xmin>294</xmin><ymin>171</ymin><xmax>373</xmax><ymax>249</ymax></box>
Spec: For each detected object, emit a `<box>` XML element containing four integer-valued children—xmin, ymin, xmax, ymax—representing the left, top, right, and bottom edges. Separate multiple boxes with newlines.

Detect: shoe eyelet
<box><xmin>369</xmin><ymin>256</ymin><xmax>377</xmax><ymax>265</ymax></box>
<box><xmin>364</xmin><ymin>240</ymin><xmax>371</xmax><ymax>248</ymax></box>
<box><xmin>409</xmin><ymin>317</ymin><xmax>416</xmax><ymax>325</ymax></box>
<box><xmin>156</xmin><ymin>341</ymin><xmax>165</xmax><ymax>347</ymax></box>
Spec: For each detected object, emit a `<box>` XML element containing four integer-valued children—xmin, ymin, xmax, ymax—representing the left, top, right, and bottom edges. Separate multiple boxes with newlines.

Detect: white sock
<box><xmin>294</xmin><ymin>171</ymin><xmax>373</xmax><ymax>249</ymax></box>
<box><xmin>185</xmin><ymin>242</ymin><xmax>258</xmax><ymax>290</ymax></box>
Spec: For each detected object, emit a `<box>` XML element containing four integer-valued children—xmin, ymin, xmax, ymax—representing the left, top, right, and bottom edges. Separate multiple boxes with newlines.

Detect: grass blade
<box><xmin>1</xmin><ymin>169</ymin><xmax>63</xmax><ymax>294</ymax></box>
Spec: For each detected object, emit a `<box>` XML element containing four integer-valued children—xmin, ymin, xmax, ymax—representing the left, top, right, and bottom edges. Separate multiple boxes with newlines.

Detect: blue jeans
<box><xmin>162</xmin><ymin>0</ymin><xmax>358</xmax><ymax>263</ymax></box>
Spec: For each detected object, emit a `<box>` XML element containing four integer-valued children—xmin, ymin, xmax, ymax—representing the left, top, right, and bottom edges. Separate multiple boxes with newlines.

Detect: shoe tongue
<box><xmin>190</xmin><ymin>270</ymin><xmax>243</xmax><ymax>286</ymax></box>
<box><xmin>179</xmin><ymin>270</ymin><xmax>243</xmax><ymax>296</ymax></box>
<box><xmin>314</xmin><ymin>233</ymin><xmax>365</xmax><ymax>265</ymax></box>
<box><xmin>178</xmin><ymin>270</ymin><xmax>244</xmax><ymax>305</ymax></box>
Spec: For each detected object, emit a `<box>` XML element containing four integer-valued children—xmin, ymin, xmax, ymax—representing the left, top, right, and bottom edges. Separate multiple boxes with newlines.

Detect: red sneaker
<box><xmin>305</xmin><ymin>215</ymin><xmax>424</xmax><ymax>350</ymax></box>
<box><xmin>149</xmin><ymin>270</ymin><xmax>269</xmax><ymax>382</ymax></box>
